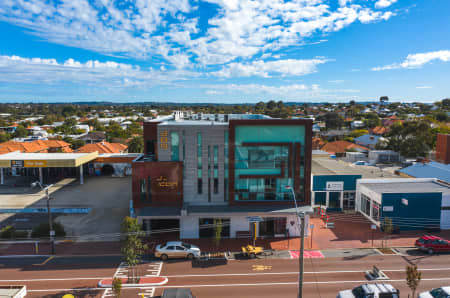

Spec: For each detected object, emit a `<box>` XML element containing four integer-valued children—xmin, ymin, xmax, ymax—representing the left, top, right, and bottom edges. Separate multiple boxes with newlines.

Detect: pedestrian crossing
<box><xmin>101</xmin><ymin>262</ymin><xmax>129</xmax><ymax>298</ymax></box>
<box><xmin>140</xmin><ymin>261</ymin><xmax>163</xmax><ymax>297</ymax></box>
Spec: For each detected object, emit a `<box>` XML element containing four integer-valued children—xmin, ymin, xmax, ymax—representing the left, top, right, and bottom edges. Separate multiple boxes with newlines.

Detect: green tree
<box><xmin>128</xmin><ymin>136</ymin><xmax>143</xmax><ymax>153</ymax></box>
<box><xmin>13</xmin><ymin>125</ymin><xmax>29</xmax><ymax>138</ymax></box>
<box><xmin>434</xmin><ymin>111</ymin><xmax>448</xmax><ymax>122</ymax></box>
<box><xmin>0</xmin><ymin>133</ymin><xmax>10</xmax><ymax>143</ymax></box>
<box><xmin>363</xmin><ymin>113</ymin><xmax>381</xmax><ymax>128</ymax></box>
<box><xmin>382</xmin><ymin>217</ymin><xmax>393</xmax><ymax>248</ymax></box>
<box><xmin>112</xmin><ymin>277</ymin><xmax>122</xmax><ymax>298</ymax></box>
<box><xmin>121</xmin><ymin>217</ymin><xmax>148</xmax><ymax>283</ymax></box>
<box><xmin>213</xmin><ymin>219</ymin><xmax>223</xmax><ymax>248</ymax></box>
<box><xmin>406</xmin><ymin>264</ymin><xmax>421</xmax><ymax>298</ymax></box>
<box><xmin>31</xmin><ymin>222</ymin><xmax>66</xmax><ymax>238</ymax></box>
<box><xmin>349</xmin><ymin>129</ymin><xmax>369</xmax><ymax>138</ymax></box>
<box><xmin>385</xmin><ymin>120</ymin><xmax>435</xmax><ymax>158</ymax></box>
<box><xmin>323</xmin><ymin>112</ymin><xmax>344</xmax><ymax>130</ymax></box>
<box><xmin>63</xmin><ymin>137</ymin><xmax>85</xmax><ymax>150</ymax></box>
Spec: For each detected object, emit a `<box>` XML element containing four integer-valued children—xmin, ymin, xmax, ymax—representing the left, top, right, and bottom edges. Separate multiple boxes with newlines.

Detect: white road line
<box><xmin>165</xmin><ymin>267</ymin><xmax>450</xmax><ymax>278</ymax></box>
<box><xmin>24</xmin><ymin>277</ymin><xmax>450</xmax><ymax>293</ymax></box>
<box><xmin>3</xmin><ymin>266</ymin><xmax>450</xmax><ymax>282</ymax></box>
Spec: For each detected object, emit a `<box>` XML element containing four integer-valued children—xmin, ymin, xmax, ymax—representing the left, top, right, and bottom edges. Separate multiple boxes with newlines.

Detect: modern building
<box><xmin>311</xmin><ymin>157</ymin><xmax>399</xmax><ymax>211</ymax></box>
<box><xmin>356</xmin><ymin>178</ymin><xmax>450</xmax><ymax>230</ymax></box>
<box><xmin>132</xmin><ymin>114</ymin><xmax>313</xmax><ymax>239</ymax></box>
<box><xmin>435</xmin><ymin>133</ymin><xmax>450</xmax><ymax>164</ymax></box>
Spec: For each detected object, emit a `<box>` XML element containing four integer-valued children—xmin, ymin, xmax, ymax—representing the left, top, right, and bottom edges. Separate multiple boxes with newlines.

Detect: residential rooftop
<box><xmin>398</xmin><ymin>161</ymin><xmax>450</xmax><ymax>183</ymax></box>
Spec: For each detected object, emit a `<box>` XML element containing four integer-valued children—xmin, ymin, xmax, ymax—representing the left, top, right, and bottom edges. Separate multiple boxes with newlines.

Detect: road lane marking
<box><xmin>33</xmin><ymin>256</ymin><xmax>54</xmax><ymax>266</ymax></box>
<box><xmin>252</xmin><ymin>265</ymin><xmax>272</xmax><ymax>271</ymax></box>
<box><xmin>27</xmin><ymin>277</ymin><xmax>450</xmax><ymax>293</ymax></box>
<box><xmin>3</xmin><ymin>266</ymin><xmax>450</xmax><ymax>282</ymax></box>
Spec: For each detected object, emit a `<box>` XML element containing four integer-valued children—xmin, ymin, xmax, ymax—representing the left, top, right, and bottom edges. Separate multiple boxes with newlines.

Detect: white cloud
<box><xmin>416</xmin><ymin>86</ymin><xmax>432</xmax><ymax>89</ymax></box>
<box><xmin>328</xmin><ymin>80</ymin><xmax>344</xmax><ymax>84</ymax></box>
<box><xmin>375</xmin><ymin>0</ymin><xmax>397</xmax><ymax>9</ymax></box>
<box><xmin>0</xmin><ymin>0</ymin><xmax>396</xmax><ymax>68</ymax></box>
<box><xmin>371</xmin><ymin>50</ymin><xmax>450</xmax><ymax>71</ymax></box>
<box><xmin>0</xmin><ymin>55</ymin><xmax>196</xmax><ymax>88</ymax></box>
<box><xmin>212</xmin><ymin>58</ymin><xmax>328</xmax><ymax>78</ymax></box>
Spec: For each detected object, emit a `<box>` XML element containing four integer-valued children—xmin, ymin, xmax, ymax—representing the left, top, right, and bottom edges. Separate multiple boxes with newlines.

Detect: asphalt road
<box><xmin>1</xmin><ymin>253</ymin><xmax>450</xmax><ymax>297</ymax></box>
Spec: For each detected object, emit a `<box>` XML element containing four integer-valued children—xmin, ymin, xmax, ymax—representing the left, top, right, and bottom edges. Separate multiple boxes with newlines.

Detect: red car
<box><xmin>415</xmin><ymin>235</ymin><xmax>450</xmax><ymax>254</ymax></box>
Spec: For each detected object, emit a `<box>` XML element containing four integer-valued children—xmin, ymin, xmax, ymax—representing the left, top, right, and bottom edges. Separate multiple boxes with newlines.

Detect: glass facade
<box><xmin>224</xmin><ymin>131</ymin><xmax>229</xmax><ymax>201</ymax></box>
<box><xmin>197</xmin><ymin>132</ymin><xmax>202</xmax><ymax>194</ymax></box>
<box><xmin>140</xmin><ymin>178</ymin><xmax>147</xmax><ymax>202</ymax></box>
<box><xmin>170</xmin><ymin>131</ymin><xmax>179</xmax><ymax>161</ymax></box>
<box><xmin>233</xmin><ymin>125</ymin><xmax>305</xmax><ymax>201</ymax></box>
<box><xmin>213</xmin><ymin>145</ymin><xmax>219</xmax><ymax>194</ymax></box>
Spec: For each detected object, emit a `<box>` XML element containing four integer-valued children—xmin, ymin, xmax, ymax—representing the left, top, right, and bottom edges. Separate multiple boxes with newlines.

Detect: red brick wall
<box><xmin>435</xmin><ymin>133</ymin><xmax>450</xmax><ymax>164</ymax></box>
<box><xmin>132</xmin><ymin>161</ymin><xmax>183</xmax><ymax>208</ymax></box>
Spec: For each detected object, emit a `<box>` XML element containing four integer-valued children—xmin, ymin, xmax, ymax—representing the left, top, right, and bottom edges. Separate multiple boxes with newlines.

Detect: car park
<box><xmin>415</xmin><ymin>235</ymin><xmax>450</xmax><ymax>254</ymax></box>
<box><xmin>419</xmin><ymin>286</ymin><xmax>450</xmax><ymax>298</ymax></box>
<box><xmin>155</xmin><ymin>241</ymin><xmax>201</xmax><ymax>261</ymax></box>
<box><xmin>337</xmin><ymin>283</ymin><xmax>400</xmax><ymax>298</ymax></box>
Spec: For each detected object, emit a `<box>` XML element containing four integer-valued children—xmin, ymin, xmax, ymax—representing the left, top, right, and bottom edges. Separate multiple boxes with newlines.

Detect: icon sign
<box><xmin>310</xmin><ymin>224</ymin><xmax>315</xmax><ymax>230</ymax></box>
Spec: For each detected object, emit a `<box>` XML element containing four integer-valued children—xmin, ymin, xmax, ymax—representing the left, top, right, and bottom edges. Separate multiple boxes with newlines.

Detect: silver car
<box><xmin>155</xmin><ymin>241</ymin><xmax>201</xmax><ymax>261</ymax></box>
<box><xmin>337</xmin><ymin>283</ymin><xmax>400</xmax><ymax>298</ymax></box>
<box><xmin>419</xmin><ymin>286</ymin><xmax>450</xmax><ymax>298</ymax></box>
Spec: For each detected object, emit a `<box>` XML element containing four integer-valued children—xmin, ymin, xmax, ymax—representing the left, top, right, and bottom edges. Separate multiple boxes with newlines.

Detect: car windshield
<box><xmin>351</xmin><ymin>286</ymin><xmax>365</xmax><ymax>298</ymax></box>
<box><xmin>430</xmin><ymin>288</ymin><xmax>448</xmax><ymax>298</ymax></box>
<box><xmin>417</xmin><ymin>238</ymin><xmax>426</xmax><ymax>244</ymax></box>
<box><xmin>182</xmin><ymin>243</ymin><xmax>191</xmax><ymax>249</ymax></box>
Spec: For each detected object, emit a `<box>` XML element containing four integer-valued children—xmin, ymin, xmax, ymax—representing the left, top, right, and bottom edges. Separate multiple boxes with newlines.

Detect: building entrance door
<box><xmin>328</xmin><ymin>192</ymin><xmax>341</xmax><ymax>210</ymax></box>
<box><xmin>258</xmin><ymin>219</ymin><xmax>274</xmax><ymax>237</ymax></box>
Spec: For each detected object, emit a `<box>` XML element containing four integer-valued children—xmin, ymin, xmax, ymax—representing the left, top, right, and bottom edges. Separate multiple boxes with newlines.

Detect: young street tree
<box><xmin>112</xmin><ymin>277</ymin><xmax>122</xmax><ymax>298</ymax></box>
<box><xmin>121</xmin><ymin>216</ymin><xmax>148</xmax><ymax>283</ymax></box>
<box><xmin>406</xmin><ymin>264</ymin><xmax>422</xmax><ymax>298</ymax></box>
<box><xmin>382</xmin><ymin>217</ymin><xmax>393</xmax><ymax>248</ymax></box>
<box><xmin>213</xmin><ymin>219</ymin><xmax>223</xmax><ymax>248</ymax></box>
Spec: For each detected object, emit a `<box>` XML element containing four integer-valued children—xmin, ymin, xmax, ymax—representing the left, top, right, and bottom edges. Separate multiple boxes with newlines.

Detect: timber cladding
<box><xmin>132</xmin><ymin>161</ymin><xmax>183</xmax><ymax>208</ymax></box>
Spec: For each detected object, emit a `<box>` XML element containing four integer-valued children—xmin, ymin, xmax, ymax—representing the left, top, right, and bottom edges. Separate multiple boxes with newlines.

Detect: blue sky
<box><xmin>0</xmin><ymin>0</ymin><xmax>449</xmax><ymax>103</ymax></box>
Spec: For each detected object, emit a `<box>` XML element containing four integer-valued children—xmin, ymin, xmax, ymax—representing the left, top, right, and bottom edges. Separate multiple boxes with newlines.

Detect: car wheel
<box><xmin>187</xmin><ymin>253</ymin><xmax>194</xmax><ymax>260</ymax></box>
<box><xmin>160</xmin><ymin>254</ymin><xmax>168</xmax><ymax>261</ymax></box>
<box><xmin>427</xmin><ymin>248</ymin><xmax>434</xmax><ymax>255</ymax></box>
<box><xmin>249</xmin><ymin>253</ymin><xmax>256</xmax><ymax>259</ymax></box>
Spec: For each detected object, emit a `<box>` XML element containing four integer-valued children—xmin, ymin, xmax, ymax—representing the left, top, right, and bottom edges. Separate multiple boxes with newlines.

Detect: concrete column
<box><xmin>311</xmin><ymin>191</ymin><xmax>315</xmax><ymax>206</ymax></box>
<box><xmin>39</xmin><ymin>167</ymin><xmax>43</xmax><ymax>185</ymax></box>
<box><xmin>340</xmin><ymin>191</ymin><xmax>344</xmax><ymax>210</ymax></box>
<box><xmin>0</xmin><ymin>168</ymin><xmax>3</xmax><ymax>185</ymax></box>
<box><xmin>325</xmin><ymin>191</ymin><xmax>329</xmax><ymax>208</ymax></box>
<box><xmin>369</xmin><ymin>199</ymin><xmax>373</xmax><ymax>218</ymax></box>
<box><xmin>80</xmin><ymin>166</ymin><xmax>84</xmax><ymax>185</ymax></box>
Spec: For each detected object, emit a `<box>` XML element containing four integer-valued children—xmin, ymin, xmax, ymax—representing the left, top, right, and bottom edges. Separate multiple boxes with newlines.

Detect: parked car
<box><xmin>162</xmin><ymin>288</ymin><xmax>196</xmax><ymax>298</ymax></box>
<box><xmin>415</xmin><ymin>235</ymin><xmax>450</xmax><ymax>254</ymax></box>
<box><xmin>337</xmin><ymin>283</ymin><xmax>400</xmax><ymax>298</ymax></box>
<box><xmin>419</xmin><ymin>286</ymin><xmax>450</xmax><ymax>298</ymax></box>
<box><xmin>155</xmin><ymin>241</ymin><xmax>201</xmax><ymax>261</ymax></box>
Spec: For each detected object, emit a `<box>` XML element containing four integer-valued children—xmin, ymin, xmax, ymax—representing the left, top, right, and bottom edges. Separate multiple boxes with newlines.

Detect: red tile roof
<box><xmin>77</xmin><ymin>142</ymin><xmax>128</xmax><ymax>154</ymax></box>
<box><xmin>321</xmin><ymin>140</ymin><xmax>369</xmax><ymax>154</ymax></box>
<box><xmin>371</xmin><ymin>126</ymin><xmax>389</xmax><ymax>135</ymax></box>
<box><xmin>0</xmin><ymin>140</ymin><xmax>73</xmax><ymax>154</ymax></box>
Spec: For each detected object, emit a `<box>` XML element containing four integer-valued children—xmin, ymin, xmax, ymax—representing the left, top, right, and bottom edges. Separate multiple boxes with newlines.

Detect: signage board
<box><xmin>371</xmin><ymin>224</ymin><xmax>377</xmax><ymax>230</ymax></box>
<box><xmin>326</xmin><ymin>181</ymin><xmax>344</xmax><ymax>191</ymax></box>
<box><xmin>11</xmin><ymin>160</ymin><xmax>24</xmax><ymax>168</ymax></box>
<box><xmin>246</xmin><ymin>216</ymin><xmax>263</xmax><ymax>223</ymax></box>
<box><xmin>159</xmin><ymin>130</ymin><xmax>169</xmax><ymax>150</ymax></box>
<box><xmin>382</xmin><ymin>206</ymin><xmax>394</xmax><ymax>212</ymax></box>
<box><xmin>401</xmin><ymin>198</ymin><xmax>408</xmax><ymax>206</ymax></box>
<box><xmin>310</xmin><ymin>224</ymin><xmax>315</xmax><ymax>230</ymax></box>
<box><xmin>24</xmin><ymin>160</ymin><xmax>47</xmax><ymax>168</ymax></box>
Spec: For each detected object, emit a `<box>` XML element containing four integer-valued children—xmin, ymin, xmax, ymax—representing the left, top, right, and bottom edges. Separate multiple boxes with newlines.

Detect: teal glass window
<box><xmin>224</xmin><ymin>131</ymin><xmax>229</xmax><ymax>201</ymax></box>
<box><xmin>170</xmin><ymin>131</ymin><xmax>179</xmax><ymax>161</ymax></box>
<box><xmin>197</xmin><ymin>132</ymin><xmax>202</xmax><ymax>194</ymax></box>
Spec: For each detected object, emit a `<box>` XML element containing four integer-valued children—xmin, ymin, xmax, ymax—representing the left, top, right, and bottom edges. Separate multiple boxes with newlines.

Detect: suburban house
<box><xmin>321</xmin><ymin>140</ymin><xmax>368</xmax><ymax>156</ymax></box>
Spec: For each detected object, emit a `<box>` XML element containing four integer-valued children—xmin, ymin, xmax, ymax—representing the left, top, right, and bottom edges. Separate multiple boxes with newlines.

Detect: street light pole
<box><xmin>286</xmin><ymin>185</ymin><xmax>305</xmax><ymax>298</ymax></box>
<box><xmin>32</xmin><ymin>182</ymin><xmax>55</xmax><ymax>255</ymax></box>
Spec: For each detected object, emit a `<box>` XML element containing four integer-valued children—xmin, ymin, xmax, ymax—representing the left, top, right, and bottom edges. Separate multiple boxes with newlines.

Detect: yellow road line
<box><xmin>34</xmin><ymin>256</ymin><xmax>54</xmax><ymax>266</ymax></box>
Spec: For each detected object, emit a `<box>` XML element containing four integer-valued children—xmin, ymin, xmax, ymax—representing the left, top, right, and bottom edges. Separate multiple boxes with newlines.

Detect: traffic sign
<box><xmin>246</xmin><ymin>216</ymin><xmax>263</xmax><ymax>223</ymax></box>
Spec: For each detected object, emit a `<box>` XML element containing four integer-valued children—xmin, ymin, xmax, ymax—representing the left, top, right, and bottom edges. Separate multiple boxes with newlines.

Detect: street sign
<box><xmin>310</xmin><ymin>224</ymin><xmax>315</xmax><ymax>230</ymax></box>
<box><xmin>49</xmin><ymin>230</ymin><xmax>55</xmax><ymax>236</ymax></box>
<box><xmin>246</xmin><ymin>216</ymin><xmax>263</xmax><ymax>223</ymax></box>
<box><xmin>383</xmin><ymin>206</ymin><xmax>394</xmax><ymax>212</ymax></box>
<box><xmin>401</xmin><ymin>198</ymin><xmax>408</xmax><ymax>206</ymax></box>
<box><xmin>371</xmin><ymin>224</ymin><xmax>377</xmax><ymax>230</ymax></box>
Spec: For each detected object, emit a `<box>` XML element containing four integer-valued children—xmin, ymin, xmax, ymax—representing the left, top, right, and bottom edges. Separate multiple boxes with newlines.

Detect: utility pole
<box><xmin>32</xmin><ymin>182</ymin><xmax>55</xmax><ymax>254</ymax></box>
<box><xmin>285</xmin><ymin>185</ymin><xmax>310</xmax><ymax>298</ymax></box>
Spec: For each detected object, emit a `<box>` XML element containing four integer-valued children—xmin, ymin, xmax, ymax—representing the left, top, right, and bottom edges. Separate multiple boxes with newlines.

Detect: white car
<box><xmin>337</xmin><ymin>283</ymin><xmax>400</xmax><ymax>298</ymax></box>
<box><xmin>155</xmin><ymin>241</ymin><xmax>201</xmax><ymax>261</ymax></box>
<box><xmin>419</xmin><ymin>286</ymin><xmax>450</xmax><ymax>298</ymax></box>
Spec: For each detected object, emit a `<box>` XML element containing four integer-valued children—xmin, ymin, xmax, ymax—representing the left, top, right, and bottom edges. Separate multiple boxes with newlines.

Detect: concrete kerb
<box><xmin>98</xmin><ymin>277</ymin><xmax>168</xmax><ymax>288</ymax></box>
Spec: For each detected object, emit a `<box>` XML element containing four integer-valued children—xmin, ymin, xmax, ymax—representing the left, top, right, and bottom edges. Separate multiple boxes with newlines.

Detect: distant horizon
<box><xmin>0</xmin><ymin>98</ymin><xmax>446</xmax><ymax>105</ymax></box>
